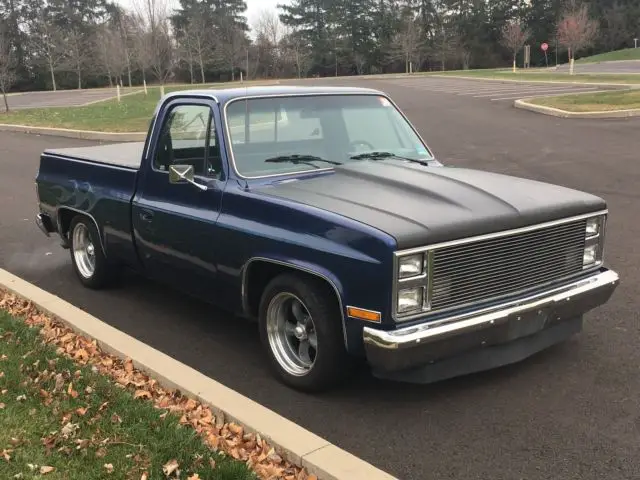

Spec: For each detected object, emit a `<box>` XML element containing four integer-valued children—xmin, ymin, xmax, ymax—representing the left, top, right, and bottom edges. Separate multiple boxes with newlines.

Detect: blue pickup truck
<box><xmin>35</xmin><ymin>85</ymin><xmax>620</xmax><ymax>392</ymax></box>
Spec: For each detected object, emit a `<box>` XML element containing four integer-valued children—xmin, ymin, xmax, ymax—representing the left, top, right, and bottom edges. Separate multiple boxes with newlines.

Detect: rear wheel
<box><xmin>69</xmin><ymin>215</ymin><xmax>118</xmax><ymax>289</ymax></box>
<box><xmin>258</xmin><ymin>273</ymin><xmax>355</xmax><ymax>392</ymax></box>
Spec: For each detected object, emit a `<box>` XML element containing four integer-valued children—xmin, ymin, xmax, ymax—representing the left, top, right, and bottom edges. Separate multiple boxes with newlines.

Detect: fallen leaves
<box><xmin>1</xmin><ymin>448</ymin><xmax>12</xmax><ymax>462</ymax></box>
<box><xmin>0</xmin><ymin>402</ymin><xmax>5</xmax><ymax>409</ymax></box>
<box><xmin>133</xmin><ymin>390</ymin><xmax>151</xmax><ymax>400</ymax></box>
<box><xmin>0</xmin><ymin>289</ymin><xmax>316</xmax><ymax>480</ymax></box>
<box><xmin>40</xmin><ymin>465</ymin><xmax>55</xmax><ymax>475</ymax></box>
<box><xmin>162</xmin><ymin>458</ymin><xmax>180</xmax><ymax>476</ymax></box>
<box><xmin>104</xmin><ymin>463</ymin><xmax>114</xmax><ymax>473</ymax></box>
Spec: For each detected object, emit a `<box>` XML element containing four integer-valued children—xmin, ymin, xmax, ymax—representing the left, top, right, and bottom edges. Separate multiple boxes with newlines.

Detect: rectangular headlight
<box><xmin>583</xmin><ymin>244</ymin><xmax>597</xmax><ymax>265</ymax></box>
<box><xmin>398</xmin><ymin>253</ymin><xmax>424</xmax><ymax>279</ymax></box>
<box><xmin>397</xmin><ymin>287</ymin><xmax>424</xmax><ymax>314</ymax></box>
<box><xmin>586</xmin><ymin>217</ymin><xmax>601</xmax><ymax>237</ymax></box>
<box><xmin>583</xmin><ymin>214</ymin><xmax>606</xmax><ymax>268</ymax></box>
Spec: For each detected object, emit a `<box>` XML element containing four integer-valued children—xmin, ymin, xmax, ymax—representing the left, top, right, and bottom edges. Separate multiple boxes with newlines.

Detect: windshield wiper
<box><xmin>350</xmin><ymin>151</ymin><xmax>430</xmax><ymax>166</ymax></box>
<box><xmin>264</xmin><ymin>154</ymin><xmax>342</xmax><ymax>166</ymax></box>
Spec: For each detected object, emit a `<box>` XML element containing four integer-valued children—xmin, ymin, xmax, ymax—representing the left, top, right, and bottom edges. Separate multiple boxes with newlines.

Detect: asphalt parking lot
<box><xmin>1</xmin><ymin>78</ymin><xmax>639</xmax><ymax>480</ymax></box>
<box><xmin>6</xmin><ymin>87</ymin><xmax>139</xmax><ymax>110</ymax></box>
<box><xmin>376</xmin><ymin>76</ymin><xmax>621</xmax><ymax>101</ymax></box>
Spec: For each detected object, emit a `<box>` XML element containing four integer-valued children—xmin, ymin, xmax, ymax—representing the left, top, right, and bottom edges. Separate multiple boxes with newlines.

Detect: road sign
<box><xmin>541</xmin><ymin>43</ymin><xmax>549</xmax><ymax>52</ymax></box>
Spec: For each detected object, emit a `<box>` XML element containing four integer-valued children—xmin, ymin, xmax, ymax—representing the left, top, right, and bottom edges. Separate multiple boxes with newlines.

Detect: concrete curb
<box><xmin>0</xmin><ymin>123</ymin><xmax>146</xmax><ymax>141</ymax></box>
<box><xmin>0</xmin><ymin>268</ymin><xmax>397</xmax><ymax>480</ymax></box>
<box><xmin>513</xmin><ymin>98</ymin><xmax>640</xmax><ymax>118</ymax></box>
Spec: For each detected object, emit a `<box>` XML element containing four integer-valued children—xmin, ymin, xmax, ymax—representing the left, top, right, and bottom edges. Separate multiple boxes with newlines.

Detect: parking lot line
<box><xmin>378</xmin><ymin>77</ymin><xmax>613</xmax><ymax>103</ymax></box>
<box><xmin>489</xmin><ymin>88</ymin><xmax>601</xmax><ymax>101</ymax></box>
<box><xmin>473</xmin><ymin>86</ymin><xmax>598</xmax><ymax>98</ymax></box>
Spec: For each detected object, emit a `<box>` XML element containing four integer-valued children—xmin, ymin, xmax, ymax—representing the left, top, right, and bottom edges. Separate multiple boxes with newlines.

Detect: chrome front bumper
<box><xmin>363</xmin><ymin>269</ymin><xmax>620</xmax><ymax>373</ymax></box>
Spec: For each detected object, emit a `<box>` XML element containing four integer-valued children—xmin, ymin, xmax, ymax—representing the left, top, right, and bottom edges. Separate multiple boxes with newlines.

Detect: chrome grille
<box><xmin>430</xmin><ymin>219</ymin><xmax>588</xmax><ymax>312</ymax></box>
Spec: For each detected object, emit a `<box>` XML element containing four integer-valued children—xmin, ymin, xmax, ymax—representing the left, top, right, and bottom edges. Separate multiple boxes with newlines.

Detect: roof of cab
<box><xmin>162</xmin><ymin>84</ymin><xmax>385</xmax><ymax>104</ymax></box>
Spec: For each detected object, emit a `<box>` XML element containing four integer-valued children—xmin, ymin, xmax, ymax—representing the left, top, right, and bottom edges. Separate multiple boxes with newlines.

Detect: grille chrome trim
<box><xmin>392</xmin><ymin>209</ymin><xmax>608</xmax><ymax>322</ymax></box>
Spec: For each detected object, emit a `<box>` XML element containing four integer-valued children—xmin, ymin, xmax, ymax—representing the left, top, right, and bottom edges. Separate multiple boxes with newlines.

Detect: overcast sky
<box><xmin>114</xmin><ymin>0</ymin><xmax>290</xmax><ymax>28</ymax></box>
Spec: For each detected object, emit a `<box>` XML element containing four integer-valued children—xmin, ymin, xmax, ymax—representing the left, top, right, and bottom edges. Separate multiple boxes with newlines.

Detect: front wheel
<box><xmin>69</xmin><ymin>215</ymin><xmax>118</xmax><ymax>289</ymax></box>
<box><xmin>258</xmin><ymin>273</ymin><xmax>355</xmax><ymax>392</ymax></box>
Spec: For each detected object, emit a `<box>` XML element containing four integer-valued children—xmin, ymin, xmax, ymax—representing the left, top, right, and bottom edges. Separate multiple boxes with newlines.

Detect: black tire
<box><xmin>258</xmin><ymin>272</ymin><xmax>355</xmax><ymax>392</ymax></box>
<box><xmin>68</xmin><ymin>215</ymin><xmax>118</xmax><ymax>289</ymax></box>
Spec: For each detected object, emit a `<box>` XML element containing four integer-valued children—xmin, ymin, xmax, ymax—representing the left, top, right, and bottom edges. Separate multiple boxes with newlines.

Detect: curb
<box><xmin>0</xmin><ymin>268</ymin><xmax>397</xmax><ymax>480</ymax></box>
<box><xmin>0</xmin><ymin>123</ymin><xmax>146</xmax><ymax>141</ymax></box>
<box><xmin>513</xmin><ymin>98</ymin><xmax>640</xmax><ymax>118</ymax></box>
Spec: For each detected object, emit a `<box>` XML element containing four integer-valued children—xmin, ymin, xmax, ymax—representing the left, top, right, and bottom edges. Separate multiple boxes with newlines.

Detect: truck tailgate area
<box><xmin>36</xmin><ymin>144</ymin><xmax>141</xmax><ymax>267</ymax></box>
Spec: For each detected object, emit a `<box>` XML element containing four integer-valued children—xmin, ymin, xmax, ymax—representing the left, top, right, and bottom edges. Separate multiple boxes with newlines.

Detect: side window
<box><xmin>154</xmin><ymin>104</ymin><xmax>222</xmax><ymax>178</ymax></box>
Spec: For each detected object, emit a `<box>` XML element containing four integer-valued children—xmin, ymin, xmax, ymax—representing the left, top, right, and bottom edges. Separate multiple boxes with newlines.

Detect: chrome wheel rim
<box><xmin>266</xmin><ymin>292</ymin><xmax>318</xmax><ymax>377</ymax></box>
<box><xmin>72</xmin><ymin>223</ymin><xmax>96</xmax><ymax>279</ymax></box>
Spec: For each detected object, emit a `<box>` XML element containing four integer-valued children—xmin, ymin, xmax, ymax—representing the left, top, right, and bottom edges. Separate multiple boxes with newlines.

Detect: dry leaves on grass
<box><xmin>0</xmin><ymin>290</ymin><xmax>316</xmax><ymax>480</ymax></box>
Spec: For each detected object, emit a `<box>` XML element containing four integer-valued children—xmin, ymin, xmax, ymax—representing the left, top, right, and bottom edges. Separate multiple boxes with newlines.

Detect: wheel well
<box><xmin>245</xmin><ymin>261</ymin><xmax>342</xmax><ymax>319</ymax></box>
<box><xmin>57</xmin><ymin>209</ymin><xmax>104</xmax><ymax>253</ymax></box>
<box><xmin>58</xmin><ymin>209</ymin><xmax>77</xmax><ymax>239</ymax></box>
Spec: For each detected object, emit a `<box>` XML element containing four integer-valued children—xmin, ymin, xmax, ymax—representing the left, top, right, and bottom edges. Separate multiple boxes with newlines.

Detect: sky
<box><xmin>114</xmin><ymin>0</ymin><xmax>290</xmax><ymax>28</ymax></box>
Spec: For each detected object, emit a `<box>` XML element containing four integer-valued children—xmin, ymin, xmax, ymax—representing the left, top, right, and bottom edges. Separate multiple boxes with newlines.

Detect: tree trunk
<box><xmin>513</xmin><ymin>55</ymin><xmax>516</xmax><ymax>73</ymax></box>
<box><xmin>76</xmin><ymin>60</ymin><xmax>82</xmax><ymax>90</ymax></box>
<box><xmin>199</xmin><ymin>56</ymin><xmax>205</xmax><ymax>84</ymax></box>
<box><xmin>49</xmin><ymin>59</ymin><xmax>57</xmax><ymax>91</ymax></box>
<box><xmin>1</xmin><ymin>89</ymin><xmax>9</xmax><ymax>113</ymax></box>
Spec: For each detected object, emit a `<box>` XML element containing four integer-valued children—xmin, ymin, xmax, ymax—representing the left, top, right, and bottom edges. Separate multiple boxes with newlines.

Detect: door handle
<box><xmin>140</xmin><ymin>210</ymin><xmax>154</xmax><ymax>222</ymax></box>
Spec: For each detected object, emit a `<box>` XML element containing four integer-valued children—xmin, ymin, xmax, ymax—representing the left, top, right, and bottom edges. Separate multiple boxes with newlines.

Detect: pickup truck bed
<box><xmin>44</xmin><ymin>142</ymin><xmax>144</xmax><ymax>170</ymax></box>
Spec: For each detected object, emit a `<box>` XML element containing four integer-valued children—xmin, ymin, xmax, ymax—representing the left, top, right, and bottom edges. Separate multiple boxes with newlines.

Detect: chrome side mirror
<box><xmin>169</xmin><ymin>164</ymin><xmax>207</xmax><ymax>191</ymax></box>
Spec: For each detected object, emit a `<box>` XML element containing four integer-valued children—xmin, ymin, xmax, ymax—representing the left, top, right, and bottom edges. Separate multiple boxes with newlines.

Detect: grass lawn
<box><xmin>528</xmin><ymin>89</ymin><xmax>640</xmax><ymax>112</ymax></box>
<box><xmin>430</xmin><ymin>70</ymin><xmax>640</xmax><ymax>84</ymax></box>
<box><xmin>576</xmin><ymin>47</ymin><xmax>640</xmax><ymax>64</ymax></box>
<box><xmin>0</xmin><ymin>81</ymin><xmax>277</xmax><ymax>133</ymax></box>
<box><xmin>0</xmin><ymin>309</ymin><xmax>257</xmax><ymax>480</ymax></box>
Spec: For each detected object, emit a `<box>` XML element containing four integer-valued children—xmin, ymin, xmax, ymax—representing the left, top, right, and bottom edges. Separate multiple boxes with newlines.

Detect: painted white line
<box><xmin>460</xmin><ymin>85</ymin><xmax>590</xmax><ymax>97</ymax></box>
<box><xmin>490</xmin><ymin>88</ymin><xmax>604</xmax><ymax>101</ymax></box>
<box><xmin>473</xmin><ymin>86</ymin><xmax>599</xmax><ymax>99</ymax></box>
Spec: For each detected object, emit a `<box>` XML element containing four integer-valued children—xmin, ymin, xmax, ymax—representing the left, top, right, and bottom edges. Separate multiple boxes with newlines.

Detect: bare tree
<box><xmin>29</xmin><ymin>11</ymin><xmax>66</xmax><ymax>91</ymax></box>
<box><xmin>131</xmin><ymin>0</ymin><xmax>175</xmax><ymax>94</ymax></box>
<box><xmin>252</xmin><ymin>9</ymin><xmax>285</xmax><ymax>77</ymax></box>
<box><xmin>281</xmin><ymin>31</ymin><xmax>312</xmax><ymax>79</ymax></box>
<box><xmin>64</xmin><ymin>28</ymin><xmax>90</xmax><ymax>89</ymax></box>
<box><xmin>182</xmin><ymin>13</ymin><xmax>211</xmax><ymax>84</ymax></box>
<box><xmin>500</xmin><ymin>20</ymin><xmax>530</xmax><ymax>72</ymax></box>
<box><xmin>97</xmin><ymin>26</ymin><xmax>127</xmax><ymax>87</ymax></box>
<box><xmin>557</xmin><ymin>0</ymin><xmax>598</xmax><ymax>74</ymax></box>
<box><xmin>218</xmin><ymin>25</ymin><xmax>247</xmax><ymax>81</ymax></box>
<box><xmin>391</xmin><ymin>14</ymin><xmax>423</xmax><ymax>73</ymax></box>
<box><xmin>0</xmin><ymin>26</ymin><xmax>16</xmax><ymax>112</ymax></box>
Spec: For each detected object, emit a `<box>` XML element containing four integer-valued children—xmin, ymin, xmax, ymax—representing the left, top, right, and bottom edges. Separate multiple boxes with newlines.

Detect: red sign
<box><xmin>541</xmin><ymin>43</ymin><xmax>549</xmax><ymax>52</ymax></box>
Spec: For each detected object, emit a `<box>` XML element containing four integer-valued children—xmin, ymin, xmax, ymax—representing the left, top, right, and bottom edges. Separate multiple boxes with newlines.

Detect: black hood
<box><xmin>255</xmin><ymin>161</ymin><xmax>606</xmax><ymax>249</ymax></box>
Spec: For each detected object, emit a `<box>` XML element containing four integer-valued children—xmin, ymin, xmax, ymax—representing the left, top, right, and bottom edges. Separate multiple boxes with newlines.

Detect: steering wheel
<box><xmin>349</xmin><ymin>140</ymin><xmax>375</xmax><ymax>151</ymax></box>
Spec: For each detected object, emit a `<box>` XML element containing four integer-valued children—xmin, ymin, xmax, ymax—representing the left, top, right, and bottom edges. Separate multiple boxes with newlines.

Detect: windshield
<box><xmin>224</xmin><ymin>94</ymin><xmax>433</xmax><ymax>178</ymax></box>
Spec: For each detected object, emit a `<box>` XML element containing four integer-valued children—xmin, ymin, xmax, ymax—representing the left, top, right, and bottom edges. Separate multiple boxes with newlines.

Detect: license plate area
<box><xmin>506</xmin><ymin>306</ymin><xmax>551</xmax><ymax>341</ymax></box>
